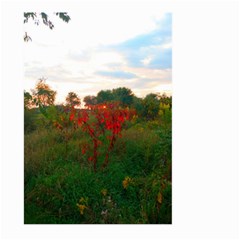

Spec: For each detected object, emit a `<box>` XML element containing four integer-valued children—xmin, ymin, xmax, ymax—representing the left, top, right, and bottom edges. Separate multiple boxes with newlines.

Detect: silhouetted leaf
<box><xmin>24</xmin><ymin>12</ymin><xmax>70</xmax><ymax>41</ymax></box>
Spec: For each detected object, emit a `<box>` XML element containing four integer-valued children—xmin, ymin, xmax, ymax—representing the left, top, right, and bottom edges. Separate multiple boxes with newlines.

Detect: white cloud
<box><xmin>141</xmin><ymin>56</ymin><xmax>152</xmax><ymax>66</ymax></box>
<box><xmin>122</xmin><ymin>66</ymin><xmax>171</xmax><ymax>80</ymax></box>
<box><xmin>162</xmin><ymin>42</ymin><xmax>172</xmax><ymax>49</ymax></box>
<box><xmin>24</xmin><ymin>8</ymin><xmax>171</xmax><ymax>103</ymax></box>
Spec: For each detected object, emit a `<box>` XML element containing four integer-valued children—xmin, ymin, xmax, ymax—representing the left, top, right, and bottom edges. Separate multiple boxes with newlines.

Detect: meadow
<box><xmin>24</xmin><ymin>84</ymin><xmax>172</xmax><ymax>224</ymax></box>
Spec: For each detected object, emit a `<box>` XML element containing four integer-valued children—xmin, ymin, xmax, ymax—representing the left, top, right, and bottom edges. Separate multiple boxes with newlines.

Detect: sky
<box><xmin>23</xmin><ymin>6</ymin><xmax>172</xmax><ymax>105</ymax></box>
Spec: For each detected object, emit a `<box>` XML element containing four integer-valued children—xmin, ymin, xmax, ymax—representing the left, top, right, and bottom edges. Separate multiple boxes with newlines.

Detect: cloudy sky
<box><xmin>24</xmin><ymin>6</ymin><xmax>172</xmax><ymax>104</ymax></box>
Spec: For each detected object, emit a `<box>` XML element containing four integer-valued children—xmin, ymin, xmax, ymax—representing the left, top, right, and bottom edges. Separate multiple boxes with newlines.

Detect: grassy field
<box><xmin>24</xmin><ymin>106</ymin><xmax>172</xmax><ymax>224</ymax></box>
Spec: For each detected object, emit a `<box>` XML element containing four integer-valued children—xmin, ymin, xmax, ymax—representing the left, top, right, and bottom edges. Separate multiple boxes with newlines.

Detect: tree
<box><xmin>24</xmin><ymin>90</ymin><xmax>32</xmax><ymax>109</ymax></box>
<box><xmin>142</xmin><ymin>93</ymin><xmax>160</xmax><ymax>120</ymax></box>
<box><xmin>24</xmin><ymin>12</ymin><xmax>71</xmax><ymax>42</ymax></box>
<box><xmin>158</xmin><ymin>94</ymin><xmax>172</xmax><ymax>125</ymax></box>
<box><xmin>159</xmin><ymin>94</ymin><xmax>172</xmax><ymax>110</ymax></box>
<box><xmin>112</xmin><ymin>87</ymin><xmax>134</xmax><ymax>107</ymax></box>
<box><xmin>32</xmin><ymin>78</ymin><xmax>56</xmax><ymax>107</ymax></box>
<box><xmin>97</xmin><ymin>90</ymin><xmax>114</xmax><ymax>104</ymax></box>
<box><xmin>24</xmin><ymin>90</ymin><xmax>36</xmax><ymax>133</ymax></box>
<box><xmin>66</xmin><ymin>92</ymin><xmax>81</xmax><ymax>107</ymax></box>
<box><xmin>132</xmin><ymin>96</ymin><xmax>144</xmax><ymax>116</ymax></box>
<box><xmin>83</xmin><ymin>95</ymin><xmax>98</xmax><ymax>106</ymax></box>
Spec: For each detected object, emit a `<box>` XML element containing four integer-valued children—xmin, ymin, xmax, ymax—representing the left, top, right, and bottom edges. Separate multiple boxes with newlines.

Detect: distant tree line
<box><xmin>24</xmin><ymin>78</ymin><xmax>172</xmax><ymax>121</ymax></box>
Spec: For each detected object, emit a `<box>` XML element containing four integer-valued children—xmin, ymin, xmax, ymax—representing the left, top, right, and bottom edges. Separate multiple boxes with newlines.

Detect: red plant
<box><xmin>52</xmin><ymin>102</ymin><xmax>135</xmax><ymax>172</ymax></box>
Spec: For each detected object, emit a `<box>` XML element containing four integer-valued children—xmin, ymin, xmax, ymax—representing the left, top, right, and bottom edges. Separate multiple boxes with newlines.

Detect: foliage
<box><xmin>160</xmin><ymin>94</ymin><xmax>172</xmax><ymax>109</ymax></box>
<box><xmin>65</xmin><ymin>92</ymin><xmax>81</xmax><ymax>107</ymax></box>
<box><xmin>83</xmin><ymin>95</ymin><xmax>98</xmax><ymax>106</ymax></box>
<box><xmin>24</xmin><ymin>109</ymin><xmax>37</xmax><ymax>134</ymax></box>
<box><xmin>96</xmin><ymin>90</ymin><xmax>114</xmax><ymax>104</ymax></box>
<box><xmin>24</xmin><ymin>87</ymin><xmax>172</xmax><ymax>224</ymax></box>
<box><xmin>24</xmin><ymin>90</ymin><xmax>32</xmax><ymax>109</ymax></box>
<box><xmin>95</xmin><ymin>87</ymin><xmax>134</xmax><ymax>107</ymax></box>
<box><xmin>132</xmin><ymin>96</ymin><xmax>144</xmax><ymax>116</ymax></box>
<box><xmin>24</xmin><ymin>12</ymin><xmax>71</xmax><ymax>42</ymax></box>
<box><xmin>24</xmin><ymin>121</ymin><xmax>172</xmax><ymax>223</ymax></box>
<box><xmin>142</xmin><ymin>93</ymin><xmax>160</xmax><ymax>120</ymax></box>
<box><xmin>112</xmin><ymin>87</ymin><xmax>134</xmax><ymax>107</ymax></box>
<box><xmin>32</xmin><ymin>78</ymin><xmax>56</xmax><ymax>107</ymax></box>
<box><xmin>155</xmin><ymin>128</ymin><xmax>172</xmax><ymax>182</ymax></box>
<box><xmin>43</xmin><ymin>102</ymin><xmax>136</xmax><ymax>172</ymax></box>
<box><xmin>159</xmin><ymin>95</ymin><xmax>172</xmax><ymax>127</ymax></box>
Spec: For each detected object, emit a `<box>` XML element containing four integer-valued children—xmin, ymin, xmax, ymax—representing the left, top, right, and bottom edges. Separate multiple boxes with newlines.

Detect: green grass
<box><xmin>24</xmin><ymin>119</ymin><xmax>172</xmax><ymax>224</ymax></box>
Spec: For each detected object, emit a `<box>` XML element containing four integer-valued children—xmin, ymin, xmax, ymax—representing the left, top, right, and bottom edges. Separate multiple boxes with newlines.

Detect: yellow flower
<box><xmin>76</xmin><ymin>203</ymin><xmax>87</xmax><ymax>215</ymax></box>
<box><xmin>101</xmin><ymin>189</ymin><xmax>108</xmax><ymax>196</ymax></box>
<box><xmin>79</xmin><ymin>197</ymin><xmax>88</xmax><ymax>204</ymax></box>
<box><xmin>122</xmin><ymin>179</ymin><xmax>128</xmax><ymax>189</ymax></box>
<box><xmin>122</xmin><ymin>176</ymin><xmax>132</xmax><ymax>189</ymax></box>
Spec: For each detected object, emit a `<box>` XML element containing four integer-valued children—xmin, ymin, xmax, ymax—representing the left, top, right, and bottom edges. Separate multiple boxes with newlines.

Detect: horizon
<box><xmin>25</xmin><ymin>80</ymin><xmax>172</xmax><ymax>109</ymax></box>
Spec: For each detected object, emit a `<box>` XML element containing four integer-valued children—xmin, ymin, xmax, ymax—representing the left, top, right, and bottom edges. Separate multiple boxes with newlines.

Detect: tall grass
<box><xmin>25</xmin><ymin>117</ymin><xmax>171</xmax><ymax>224</ymax></box>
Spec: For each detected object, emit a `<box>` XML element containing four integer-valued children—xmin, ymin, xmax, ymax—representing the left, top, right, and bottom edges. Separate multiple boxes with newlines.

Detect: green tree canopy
<box><xmin>96</xmin><ymin>87</ymin><xmax>134</xmax><ymax>106</ymax></box>
<box><xmin>83</xmin><ymin>95</ymin><xmax>98</xmax><ymax>106</ymax></box>
<box><xmin>142</xmin><ymin>93</ymin><xmax>160</xmax><ymax>120</ymax></box>
<box><xmin>132</xmin><ymin>96</ymin><xmax>144</xmax><ymax>116</ymax></box>
<box><xmin>96</xmin><ymin>90</ymin><xmax>114</xmax><ymax>104</ymax></box>
<box><xmin>112</xmin><ymin>87</ymin><xmax>134</xmax><ymax>107</ymax></box>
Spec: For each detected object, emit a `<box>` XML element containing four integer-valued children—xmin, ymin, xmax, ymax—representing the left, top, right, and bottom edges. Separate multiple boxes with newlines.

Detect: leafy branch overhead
<box><xmin>24</xmin><ymin>12</ymin><xmax>71</xmax><ymax>42</ymax></box>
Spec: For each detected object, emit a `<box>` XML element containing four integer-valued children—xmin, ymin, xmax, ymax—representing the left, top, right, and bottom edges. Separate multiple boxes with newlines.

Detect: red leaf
<box><xmin>69</xmin><ymin>112</ymin><xmax>74</xmax><ymax>121</ymax></box>
<box><xmin>78</xmin><ymin>118</ymin><xmax>83</xmax><ymax>126</ymax></box>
